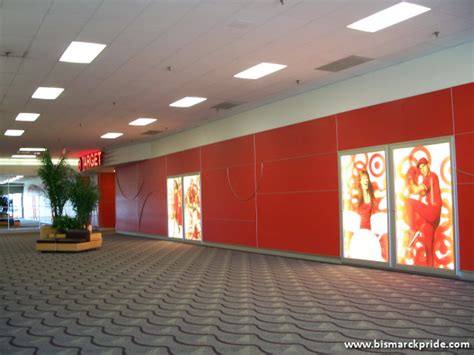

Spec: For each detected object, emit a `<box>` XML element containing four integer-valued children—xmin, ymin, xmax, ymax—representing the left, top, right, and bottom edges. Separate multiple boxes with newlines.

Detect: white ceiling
<box><xmin>1</xmin><ymin>0</ymin><xmax>473</xmax><ymax>159</ymax></box>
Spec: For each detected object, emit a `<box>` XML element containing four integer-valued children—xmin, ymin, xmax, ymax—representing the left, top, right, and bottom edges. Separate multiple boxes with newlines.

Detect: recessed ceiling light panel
<box><xmin>170</xmin><ymin>97</ymin><xmax>207</xmax><ymax>108</ymax></box>
<box><xmin>15</xmin><ymin>113</ymin><xmax>40</xmax><ymax>122</ymax></box>
<box><xmin>19</xmin><ymin>147</ymin><xmax>47</xmax><ymax>152</ymax></box>
<box><xmin>60</xmin><ymin>41</ymin><xmax>107</xmax><ymax>63</ymax></box>
<box><xmin>234</xmin><ymin>62</ymin><xmax>287</xmax><ymax>79</ymax></box>
<box><xmin>32</xmin><ymin>87</ymin><xmax>64</xmax><ymax>100</ymax></box>
<box><xmin>101</xmin><ymin>132</ymin><xmax>123</xmax><ymax>139</ymax></box>
<box><xmin>4</xmin><ymin>129</ymin><xmax>25</xmax><ymax>136</ymax></box>
<box><xmin>129</xmin><ymin>118</ymin><xmax>157</xmax><ymax>126</ymax></box>
<box><xmin>347</xmin><ymin>2</ymin><xmax>431</xmax><ymax>33</ymax></box>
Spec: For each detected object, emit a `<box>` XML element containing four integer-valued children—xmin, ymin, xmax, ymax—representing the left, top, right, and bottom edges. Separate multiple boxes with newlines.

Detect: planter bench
<box><xmin>36</xmin><ymin>228</ymin><xmax>102</xmax><ymax>252</ymax></box>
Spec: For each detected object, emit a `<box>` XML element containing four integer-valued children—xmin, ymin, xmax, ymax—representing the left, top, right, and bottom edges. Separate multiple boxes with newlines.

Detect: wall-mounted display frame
<box><xmin>339</xmin><ymin>147</ymin><xmax>389</xmax><ymax>264</ymax></box>
<box><xmin>183</xmin><ymin>175</ymin><xmax>202</xmax><ymax>241</ymax></box>
<box><xmin>339</xmin><ymin>137</ymin><xmax>458</xmax><ymax>276</ymax></box>
<box><xmin>391</xmin><ymin>138</ymin><xmax>456</xmax><ymax>273</ymax></box>
<box><xmin>167</xmin><ymin>176</ymin><xmax>183</xmax><ymax>239</ymax></box>
<box><xmin>167</xmin><ymin>173</ymin><xmax>202</xmax><ymax>241</ymax></box>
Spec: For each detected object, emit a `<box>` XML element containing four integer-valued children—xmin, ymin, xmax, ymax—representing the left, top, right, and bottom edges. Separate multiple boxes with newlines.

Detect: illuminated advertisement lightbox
<box><xmin>393</xmin><ymin>142</ymin><xmax>454</xmax><ymax>269</ymax></box>
<box><xmin>340</xmin><ymin>151</ymin><xmax>388</xmax><ymax>262</ymax></box>
<box><xmin>183</xmin><ymin>175</ymin><xmax>202</xmax><ymax>241</ymax></box>
<box><xmin>167</xmin><ymin>177</ymin><xmax>183</xmax><ymax>239</ymax></box>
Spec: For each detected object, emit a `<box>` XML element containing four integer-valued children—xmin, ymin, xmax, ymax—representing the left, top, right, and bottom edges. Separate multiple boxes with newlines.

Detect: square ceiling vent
<box><xmin>211</xmin><ymin>102</ymin><xmax>243</xmax><ymax>110</ymax></box>
<box><xmin>315</xmin><ymin>55</ymin><xmax>373</xmax><ymax>72</ymax></box>
<box><xmin>141</xmin><ymin>130</ymin><xmax>164</xmax><ymax>136</ymax></box>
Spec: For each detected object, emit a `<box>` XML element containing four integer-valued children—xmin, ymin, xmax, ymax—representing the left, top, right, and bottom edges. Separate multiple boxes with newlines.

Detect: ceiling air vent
<box><xmin>315</xmin><ymin>55</ymin><xmax>373</xmax><ymax>72</ymax></box>
<box><xmin>141</xmin><ymin>130</ymin><xmax>163</xmax><ymax>136</ymax></box>
<box><xmin>211</xmin><ymin>102</ymin><xmax>242</xmax><ymax>110</ymax></box>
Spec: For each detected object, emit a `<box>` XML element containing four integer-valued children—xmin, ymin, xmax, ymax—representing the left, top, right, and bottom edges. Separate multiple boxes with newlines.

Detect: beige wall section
<box><xmin>105</xmin><ymin>41</ymin><xmax>474</xmax><ymax>167</ymax></box>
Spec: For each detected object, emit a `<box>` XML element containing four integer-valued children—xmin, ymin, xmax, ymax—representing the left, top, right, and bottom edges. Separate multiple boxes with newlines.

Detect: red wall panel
<box><xmin>138</xmin><ymin>157</ymin><xmax>167</xmax><ymax>236</ymax></box>
<box><xmin>255</xmin><ymin>117</ymin><xmax>339</xmax><ymax>256</ymax></box>
<box><xmin>453</xmin><ymin>83</ymin><xmax>474</xmax><ymax>134</ymax></box>
<box><xmin>201</xmin><ymin>136</ymin><xmax>256</xmax><ymax>246</ymax></box>
<box><xmin>258</xmin><ymin>153</ymin><xmax>338</xmax><ymax>194</ymax></box>
<box><xmin>167</xmin><ymin>148</ymin><xmax>200</xmax><ymax>176</ymax></box>
<box><xmin>115</xmin><ymin>163</ymin><xmax>139</xmax><ymax>232</ymax></box>
<box><xmin>455</xmin><ymin>133</ymin><xmax>474</xmax><ymax>185</ymax></box>
<box><xmin>257</xmin><ymin>191</ymin><xmax>340</xmax><ymax>256</ymax></box>
<box><xmin>201</xmin><ymin>135</ymin><xmax>255</xmax><ymax>170</ymax></box>
<box><xmin>203</xmin><ymin>219</ymin><xmax>257</xmax><ymax>247</ymax></box>
<box><xmin>256</xmin><ymin>116</ymin><xmax>336</xmax><ymax>161</ymax></box>
<box><xmin>338</xmin><ymin>89</ymin><xmax>453</xmax><ymax>150</ymax></box>
<box><xmin>202</xmin><ymin>168</ymin><xmax>255</xmax><ymax>221</ymax></box>
<box><xmin>98</xmin><ymin>172</ymin><xmax>116</xmax><ymax>228</ymax></box>
<box><xmin>455</xmin><ymin>131</ymin><xmax>474</xmax><ymax>271</ymax></box>
<box><xmin>457</xmin><ymin>184</ymin><xmax>474</xmax><ymax>271</ymax></box>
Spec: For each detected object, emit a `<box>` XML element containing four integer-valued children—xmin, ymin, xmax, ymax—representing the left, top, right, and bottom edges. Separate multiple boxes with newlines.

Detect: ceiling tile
<box><xmin>0</xmin><ymin>10</ymin><xmax>45</xmax><ymax>37</ymax></box>
<box><xmin>0</xmin><ymin>56</ymin><xmax>22</xmax><ymax>73</ymax></box>
<box><xmin>35</xmin><ymin>15</ymin><xmax>86</xmax><ymax>40</ymax></box>
<box><xmin>49</xmin><ymin>0</ymin><xmax>102</xmax><ymax>17</ymax></box>
<box><xmin>2</xmin><ymin>0</ymin><xmax>53</xmax><ymax>13</ymax></box>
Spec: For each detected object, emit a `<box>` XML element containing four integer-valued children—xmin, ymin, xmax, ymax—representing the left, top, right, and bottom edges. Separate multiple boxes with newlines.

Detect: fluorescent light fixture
<box><xmin>19</xmin><ymin>147</ymin><xmax>47</xmax><ymax>152</ymax></box>
<box><xmin>4</xmin><ymin>129</ymin><xmax>24</xmax><ymax>136</ymax></box>
<box><xmin>12</xmin><ymin>155</ymin><xmax>36</xmax><ymax>159</ymax></box>
<box><xmin>32</xmin><ymin>87</ymin><xmax>64</xmax><ymax>100</ymax></box>
<box><xmin>15</xmin><ymin>113</ymin><xmax>40</xmax><ymax>122</ymax></box>
<box><xmin>347</xmin><ymin>2</ymin><xmax>431</xmax><ymax>33</ymax></box>
<box><xmin>169</xmin><ymin>97</ymin><xmax>207</xmax><ymax>108</ymax></box>
<box><xmin>129</xmin><ymin>118</ymin><xmax>157</xmax><ymax>126</ymax></box>
<box><xmin>101</xmin><ymin>132</ymin><xmax>123</xmax><ymax>139</ymax></box>
<box><xmin>234</xmin><ymin>62</ymin><xmax>287</xmax><ymax>79</ymax></box>
<box><xmin>59</xmin><ymin>41</ymin><xmax>107</xmax><ymax>64</ymax></box>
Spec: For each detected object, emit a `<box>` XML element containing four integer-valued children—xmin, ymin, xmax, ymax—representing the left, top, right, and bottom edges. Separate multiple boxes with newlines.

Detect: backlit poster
<box><xmin>340</xmin><ymin>151</ymin><xmax>388</xmax><ymax>262</ymax></box>
<box><xmin>167</xmin><ymin>177</ymin><xmax>183</xmax><ymax>238</ymax></box>
<box><xmin>393</xmin><ymin>142</ymin><xmax>454</xmax><ymax>269</ymax></box>
<box><xmin>183</xmin><ymin>175</ymin><xmax>202</xmax><ymax>241</ymax></box>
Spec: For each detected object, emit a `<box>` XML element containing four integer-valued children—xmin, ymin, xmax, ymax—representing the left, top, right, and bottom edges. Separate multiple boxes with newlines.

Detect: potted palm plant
<box><xmin>69</xmin><ymin>173</ymin><xmax>100</xmax><ymax>230</ymax></box>
<box><xmin>37</xmin><ymin>150</ymin><xmax>74</xmax><ymax>237</ymax></box>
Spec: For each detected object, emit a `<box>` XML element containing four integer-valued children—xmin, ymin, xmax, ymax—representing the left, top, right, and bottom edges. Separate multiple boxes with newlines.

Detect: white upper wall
<box><xmin>105</xmin><ymin>41</ymin><xmax>474</xmax><ymax>166</ymax></box>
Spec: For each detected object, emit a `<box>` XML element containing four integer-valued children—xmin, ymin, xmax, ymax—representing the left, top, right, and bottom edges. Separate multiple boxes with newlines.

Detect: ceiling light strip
<box><xmin>347</xmin><ymin>2</ymin><xmax>431</xmax><ymax>33</ymax></box>
<box><xmin>234</xmin><ymin>62</ymin><xmax>287</xmax><ymax>79</ymax></box>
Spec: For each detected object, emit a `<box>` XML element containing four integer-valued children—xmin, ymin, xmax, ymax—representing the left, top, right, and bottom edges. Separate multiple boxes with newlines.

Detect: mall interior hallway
<box><xmin>1</xmin><ymin>233</ymin><xmax>473</xmax><ymax>354</ymax></box>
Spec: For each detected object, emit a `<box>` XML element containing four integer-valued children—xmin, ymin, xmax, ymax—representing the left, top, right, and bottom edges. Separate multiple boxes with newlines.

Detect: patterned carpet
<box><xmin>0</xmin><ymin>233</ymin><xmax>473</xmax><ymax>354</ymax></box>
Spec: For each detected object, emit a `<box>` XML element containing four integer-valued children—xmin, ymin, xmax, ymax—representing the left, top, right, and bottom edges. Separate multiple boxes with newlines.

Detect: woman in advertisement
<box><xmin>341</xmin><ymin>152</ymin><xmax>388</xmax><ymax>263</ymax></box>
<box><xmin>353</xmin><ymin>169</ymin><xmax>388</xmax><ymax>261</ymax></box>
<box><xmin>404</xmin><ymin>157</ymin><xmax>442</xmax><ymax>267</ymax></box>
<box><xmin>355</xmin><ymin>170</ymin><xmax>377</xmax><ymax>230</ymax></box>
